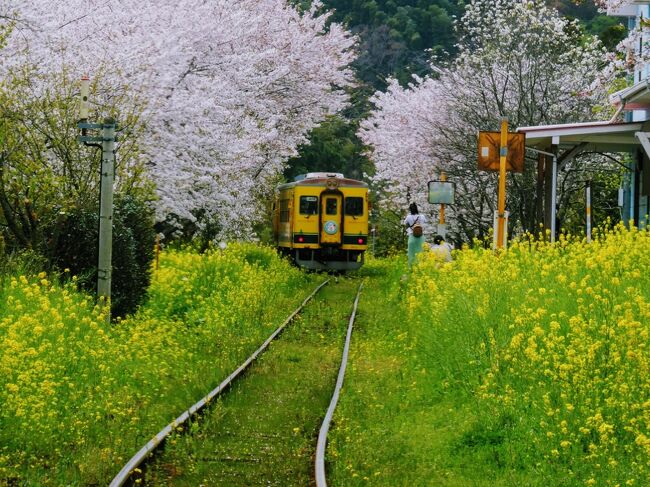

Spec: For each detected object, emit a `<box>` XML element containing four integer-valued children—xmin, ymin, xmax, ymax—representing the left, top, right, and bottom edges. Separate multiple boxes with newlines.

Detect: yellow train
<box><xmin>272</xmin><ymin>172</ymin><xmax>369</xmax><ymax>271</ymax></box>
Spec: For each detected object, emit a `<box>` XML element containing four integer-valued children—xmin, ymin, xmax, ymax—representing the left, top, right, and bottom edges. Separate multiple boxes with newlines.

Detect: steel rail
<box><xmin>110</xmin><ymin>279</ymin><xmax>330</xmax><ymax>487</ymax></box>
<box><xmin>315</xmin><ymin>281</ymin><xmax>364</xmax><ymax>487</ymax></box>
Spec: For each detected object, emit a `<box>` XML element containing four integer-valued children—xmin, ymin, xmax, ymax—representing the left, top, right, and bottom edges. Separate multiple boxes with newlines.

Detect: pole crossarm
<box><xmin>77</xmin><ymin>122</ymin><xmax>103</xmax><ymax>130</ymax></box>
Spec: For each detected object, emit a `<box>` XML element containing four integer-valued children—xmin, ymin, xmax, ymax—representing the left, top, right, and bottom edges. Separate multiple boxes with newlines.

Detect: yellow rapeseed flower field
<box><xmin>407</xmin><ymin>225</ymin><xmax>650</xmax><ymax>484</ymax></box>
<box><xmin>0</xmin><ymin>243</ymin><xmax>317</xmax><ymax>485</ymax></box>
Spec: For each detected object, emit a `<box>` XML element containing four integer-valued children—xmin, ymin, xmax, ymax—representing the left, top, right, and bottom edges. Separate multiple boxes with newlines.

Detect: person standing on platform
<box><xmin>404</xmin><ymin>202</ymin><xmax>426</xmax><ymax>267</ymax></box>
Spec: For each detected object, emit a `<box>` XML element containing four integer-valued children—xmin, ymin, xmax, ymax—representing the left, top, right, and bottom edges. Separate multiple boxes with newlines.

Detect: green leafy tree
<box><xmin>284</xmin><ymin>116</ymin><xmax>373</xmax><ymax>181</ymax></box>
<box><xmin>296</xmin><ymin>0</ymin><xmax>460</xmax><ymax>90</ymax></box>
<box><xmin>0</xmin><ymin>66</ymin><xmax>150</xmax><ymax>254</ymax></box>
<box><xmin>0</xmin><ymin>60</ymin><xmax>156</xmax><ymax>316</ymax></box>
<box><xmin>50</xmin><ymin>195</ymin><xmax>156</xmax><ymax>318</ymax></box>
<box><xmin>585</xmin><ymin>16</ymin><xmax>627</xmax><ymax>51</ymax></box>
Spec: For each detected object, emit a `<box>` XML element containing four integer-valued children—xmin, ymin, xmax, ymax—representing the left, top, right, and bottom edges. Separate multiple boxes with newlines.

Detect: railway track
<box><xmin>110</xmin><ymin>277</ymin><xmax>363</xmax><ymax>486</ymax></box>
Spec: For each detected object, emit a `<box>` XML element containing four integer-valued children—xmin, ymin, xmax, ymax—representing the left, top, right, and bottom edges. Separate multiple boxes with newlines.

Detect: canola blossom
<box><xmin>408</xmin><ymin>225</ymin><xmax>650</xmax><ymax>484</ymax></box>
<box><xmin>0</xmin><ymin>244</ymin><xmax>317</xmax><ymax>485</ymax></box>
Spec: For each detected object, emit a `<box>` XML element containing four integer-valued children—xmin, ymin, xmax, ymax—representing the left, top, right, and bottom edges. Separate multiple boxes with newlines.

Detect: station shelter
<box><xmin>517</xmin><ymin>117</ymin><xmax>650</xmax><ymax>232</ymax></box>
<box><xmin>516</xmin><ymin>1</ymin><xmax>650</xmax><ymax>233</ymax></box>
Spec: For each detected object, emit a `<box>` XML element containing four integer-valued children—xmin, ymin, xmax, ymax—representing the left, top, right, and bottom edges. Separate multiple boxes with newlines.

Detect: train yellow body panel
<box><xmin>272</xmin><ymin>173</ymin><xmax>369</xmax><ymax>271</ymax></box>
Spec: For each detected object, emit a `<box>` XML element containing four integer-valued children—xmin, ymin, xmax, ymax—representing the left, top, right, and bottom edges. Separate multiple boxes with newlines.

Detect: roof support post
<box><xmin>633</xmin><ymin>149</ymin><xmax>642</xmax><ymax>227</ymax></box>
<box><xmin>550</xmin><ymin>140</ymin><xmax>559</xmax><ymax>243</ymax></box>
<box><xmin>635</xmin><ymin>132</ymin><xmax>650</xmax><ymax>159</ymax></box>
<box><xmin>543</xmin><ymin>143</ymin><xmax>559</xmax><ymax>241</ymax></box>
<box><xmin>536</xmin><ymin>152</ymin><xmax>545</xmax><ymax>229</ymax></box>
<box><xmin>544</xmin><ymin>151</ymin><xmax>554</xmax><ymax>235</ymax></box>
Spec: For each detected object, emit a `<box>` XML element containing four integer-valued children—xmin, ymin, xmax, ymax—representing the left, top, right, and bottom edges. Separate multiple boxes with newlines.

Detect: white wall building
<box><xmin>607</xmin><ymin>2</ymin><xmax>650</xmax><ymax>224</ymax></box>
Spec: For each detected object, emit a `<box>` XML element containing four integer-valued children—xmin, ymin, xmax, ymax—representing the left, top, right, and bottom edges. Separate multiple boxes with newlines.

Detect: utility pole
<box><xmin>77</xmin><ymin>76</ymin><xmax>117</xmax><ymax>319</ymax></box>
<box><xmin>97</xmin><ymin>120</ymin><xmax>115</xmax><ymax>302</ymax></box>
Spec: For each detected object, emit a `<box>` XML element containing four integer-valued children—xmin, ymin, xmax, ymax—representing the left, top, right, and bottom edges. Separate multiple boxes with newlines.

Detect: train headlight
<box><xmin>298</xmin><ymin>236</ymin><xmax>304</xmax><ymax>243</ymax></box>
<box><xmin>357</xmin><ymin>238</ymin><xmax>364</xmax><ymax>244</ymax></box>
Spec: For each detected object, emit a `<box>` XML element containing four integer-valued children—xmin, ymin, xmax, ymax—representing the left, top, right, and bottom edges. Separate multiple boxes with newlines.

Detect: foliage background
<box><xmin>288</xmin><ymin>0</ymin><xmax>627</xmax><ymax>253</ymax></box>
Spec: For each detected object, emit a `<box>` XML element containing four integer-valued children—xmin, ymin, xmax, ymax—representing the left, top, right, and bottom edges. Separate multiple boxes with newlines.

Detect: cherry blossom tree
<box><xmin>590</xmin><ymin>0</ymin><xmax>628</xmax><ymax>11</ymax></box>
<box><xmin>360</xmin><ymin>0</ymin><xmax>612</xmax><ymax>242</ymax></box>
<box><xmin>359</xmin><ymin>75</ymin><xmax>452</xmax><ymax>240</ymax></box>
<box><xmin>1</xmin><ymin>0</ymin><xmax>356</xmax><ymax>240</ymax></box>
<box><xmin>598</xmin><ymin>3</ymin><xmax>650</xmax><ymax>81</ymax></box>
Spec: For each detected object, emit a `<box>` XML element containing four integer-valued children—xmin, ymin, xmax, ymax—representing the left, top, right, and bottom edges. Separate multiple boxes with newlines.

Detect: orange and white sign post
<box><xmin>496</xmin><ymin>119</ymin><xmax>508</xmax><ymax>249</ymax></box>
<box><xmin>477</xmin><ymin>119</ymin><xmax>524</xmax><ymax>250</ymax></box>
<box><xmin>439</xmin><ymin>172</ymin><xmax>447</xmax><ymax>226</ymax></box>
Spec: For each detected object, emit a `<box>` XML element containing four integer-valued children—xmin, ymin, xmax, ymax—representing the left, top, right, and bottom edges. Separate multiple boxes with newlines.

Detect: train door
<box><xmin>320</xmin><ymin>192</ymin><xmax>342</xmax><ymax>245</ymax></box>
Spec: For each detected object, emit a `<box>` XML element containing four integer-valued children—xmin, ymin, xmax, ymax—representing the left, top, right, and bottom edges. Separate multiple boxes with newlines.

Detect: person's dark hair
<box><xmin>409</xmin><ymin>202</ymin><xmax>419</xmax><ymax>215</ymax></box>
<box><xmin>433</xmin><ymin>235</ymin><xmax>443</xmax><ymax>245</ymax></box>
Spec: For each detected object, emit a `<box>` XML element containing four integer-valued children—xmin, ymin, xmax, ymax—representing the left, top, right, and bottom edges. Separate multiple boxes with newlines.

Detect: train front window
<box><xmin>300</xmin><ymin>196</ymin><xmax>318</xmax><ymax>215</ymax></box>
<box><xmin>326</xmin><ymin>198</ymin><xmax>338</xmax><ymax>215</ymax></box>
<box><xmin>345</xmin><ymin>197</ymin><xmax>363</xmax><ymax>216</ymax></box>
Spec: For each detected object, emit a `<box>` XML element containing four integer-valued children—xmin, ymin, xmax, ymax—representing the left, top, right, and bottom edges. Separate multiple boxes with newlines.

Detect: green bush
<box><xmin>48</xmin><ymin>194</ymin><xmax>156</xmax><ymax>318</ymax></box>
<box><xmin>371</xmin><ymin>208</ymin><xmax>406</xmax><ymax>257</ymax></box>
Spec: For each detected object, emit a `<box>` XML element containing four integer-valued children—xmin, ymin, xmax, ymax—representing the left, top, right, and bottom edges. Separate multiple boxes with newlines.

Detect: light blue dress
<box><xmin>404</xmin><ymin>213</ymin><xmax>426</xmax><ymax>266</ymax></box>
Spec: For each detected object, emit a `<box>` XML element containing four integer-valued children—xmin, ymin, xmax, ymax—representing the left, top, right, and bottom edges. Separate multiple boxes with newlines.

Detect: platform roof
<box><xmin>516</xmin><ymin>120</ymin><xmax>648</xmax><ymax>153</ymax></box>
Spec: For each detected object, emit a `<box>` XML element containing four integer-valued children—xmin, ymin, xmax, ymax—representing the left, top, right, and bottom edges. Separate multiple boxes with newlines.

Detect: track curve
<box><xmin>110</xmin><ymin>279</ymin><xmax>330</xmax><ymax>487</ymax></box>
<box><xmin>315</xmin><ymin>281</ymin><xmax>364</xmax><ymax>487</ymax></box>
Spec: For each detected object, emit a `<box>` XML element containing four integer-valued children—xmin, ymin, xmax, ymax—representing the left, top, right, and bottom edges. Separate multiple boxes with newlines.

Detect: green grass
<box><xmin>325</xmin><ymin>256</ymin><xmax>539</xmax><ymax>486</ymax></box>
<box><xmin>145</xmin><ymin>277</ymin><xmax>363</xmax><ymax>485</ymax></box>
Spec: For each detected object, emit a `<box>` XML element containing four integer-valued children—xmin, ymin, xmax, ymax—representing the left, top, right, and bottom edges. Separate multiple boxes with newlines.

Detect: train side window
<box><xmin>280</xmin><ymin>199</ymin><xmax>290</xmax><ymax>222</ymax></box>
<box><xmin>299</xmin><ymin>196</ymin><xmax>318</xmax><ymax>215</ymax></box>
<box><xmin>326</xmin><ymin>198</ymin><xmax>338</xmax><ymax>215</ymax></box>
<box><xmin>345</xmin><ymin>197</ymin><xmax>363</xmax><ymax>216</ymax></box>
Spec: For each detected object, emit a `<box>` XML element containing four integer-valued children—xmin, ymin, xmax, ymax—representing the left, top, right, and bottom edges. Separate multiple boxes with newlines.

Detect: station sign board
<box><xmin>428</xmin><ymin>180</ymin><xmax>455</xmax><ymax>205</ymax></box>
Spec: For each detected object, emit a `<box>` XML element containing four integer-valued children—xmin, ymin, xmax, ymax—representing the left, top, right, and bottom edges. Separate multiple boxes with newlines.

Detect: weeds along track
<box><xmin>110</xmin><ymin>277</ymin><xmax>364</xmax><ymax>486</ymax></box>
